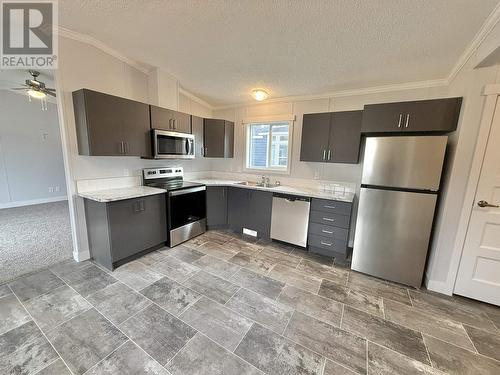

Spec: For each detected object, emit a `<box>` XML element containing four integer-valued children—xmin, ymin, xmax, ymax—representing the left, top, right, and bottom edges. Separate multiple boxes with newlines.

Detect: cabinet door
<box><xmin>403</xmin><ymin>98</ymin><xmax>462</xmax><ymax>132</ymax></box>
<box><xmin>224</xmin><ymin>121</ymin><xmax>234</xmax><ymax>158</ymax></box>
<box><xmin>121</xmin><ymin>100</ymin><xmax>151</xmax><ymax>157</ymax></box>
<box><xmin>108</xmin><ymin>194</ymin><xmax>167</xmax><ymax>261</ymax></box>
<box><xmin>150</xmin><ymin>105</ymin><xmax>176</xmax><ymax>131</ymax></box>
<box><xmin>191</xmin><ymin>116</ymin><xmax>205</xmax><ymax>158</ymax></box>
<box><xmin>300</xmin><ymin>113</ymin><xmax>331</xmax><ymax>162</ymax></box>
<box><xmin>247</xmin><ymin>190</ymin><xmax>273</xmax><ymax>238</ymax></box>
<box><xmin>328</xmin><ymin>111</ymin><xmax>362</xmax><ymax>163</ymax></box>
<box><xmin>206</xmin><ymin>186</ymin><xmax>227</xmax><ymax>227</ymax></box>
<box><xmin>204</xmin><ymin>118</ymin><xmax>226</xmax><ymax>157</ymax></box>
<box><xmin>361</xmin><ymin>102</ymin><xmax>408</xmax><ymax>133</ymax></box>
<box><xmin>172</xmin><ymin>111</ymin><xmax>192</xmax><ymax>133</ymax></box>
<box><xmin>74</xmin><ymin>90</ymin><xmax>124</xmax><ymax>156</ymax></box>
<box><xmin>227</xmin><ymin>187</ymin><xmax>249</xmax><ymax>233</ymax></box>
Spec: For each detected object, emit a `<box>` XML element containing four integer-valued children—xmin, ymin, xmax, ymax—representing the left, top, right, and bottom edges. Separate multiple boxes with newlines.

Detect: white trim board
<box><xmin>0</xmin><ymin>196</ymin><xmax>67</xmax><ymax>209</ymax></box>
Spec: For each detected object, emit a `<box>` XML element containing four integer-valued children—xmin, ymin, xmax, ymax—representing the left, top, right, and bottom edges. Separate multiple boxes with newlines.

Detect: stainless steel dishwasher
<box><xmin>270</xmin><ymin>193</ymin><xmax>310</xmax><ymax>247</ymax></box>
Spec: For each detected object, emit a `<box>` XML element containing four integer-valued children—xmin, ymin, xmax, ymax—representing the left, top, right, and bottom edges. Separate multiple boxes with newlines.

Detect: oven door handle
<box><xmin>169</xmin><ymin>186</ymin><xmax>206</xmax><ymax>196</ymax></box>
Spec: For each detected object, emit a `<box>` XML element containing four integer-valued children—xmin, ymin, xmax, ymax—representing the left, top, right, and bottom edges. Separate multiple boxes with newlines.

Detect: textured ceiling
<box><xmin>58</xmin><ymin>0</ymin><xmax>500</xmax><ymax>106</ymax></box>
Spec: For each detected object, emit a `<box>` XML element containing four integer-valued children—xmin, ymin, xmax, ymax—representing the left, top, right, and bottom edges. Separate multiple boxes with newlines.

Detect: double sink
<box><xmin>236</xmin><ymin>181</ymin><xmax>279</xmax><ymax>188</ymax></box>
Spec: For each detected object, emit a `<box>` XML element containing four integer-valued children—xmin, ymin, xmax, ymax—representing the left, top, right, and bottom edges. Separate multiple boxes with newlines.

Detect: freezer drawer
<box><xmin>362</xmin><ymin>136</ymin><xmax>447</xmax><ymax>191</ymax></box>
<box><xmin>352</xmin><ymin>187</ymin><xmax>437</xmax><ymax>287</ymax></box>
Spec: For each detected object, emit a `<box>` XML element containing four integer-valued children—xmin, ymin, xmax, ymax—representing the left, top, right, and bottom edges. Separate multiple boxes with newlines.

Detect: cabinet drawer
<box><xmin>308</xmin><ymin>222</ymin><xmax>348</xmax><ymax>242</ymax></box>
<box><xmin>311</xmin><ymin>198</ymin><xmax>351</xmax><ymax>216</ymax></box>
<box><xmin>309</xmin><ymin>210</ymin><xmax>350</xmax><ymax>229</ymax></box>
<box><xmin>308</xmin><ymin>234</ymin><xmax>347</xmax><ymax>253</ymax></box>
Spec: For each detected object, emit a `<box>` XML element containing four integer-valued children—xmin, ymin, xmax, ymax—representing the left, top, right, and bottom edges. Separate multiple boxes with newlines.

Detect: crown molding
<box><xmin>212</xmin><ymin>78</ymin><xmax>449</xmax><ymax>111</ymax></box>
<box><xmin>178</xmin><ymin>87</ymin><xmax>214</xmax><ymax>110</ymax></box>
<box><xmin>447</xmin><ymin>1</ymin><xmax>500</xmax><ymax>82</ymax></box>
<box><xmin>56</xmin><ymin>26</ymin><xmax>152</xmax><ymax>75</ymax></box>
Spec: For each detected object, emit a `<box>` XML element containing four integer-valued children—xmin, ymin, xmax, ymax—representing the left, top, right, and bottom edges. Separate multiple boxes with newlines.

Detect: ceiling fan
<box><xmin>10</xmin><ymin>70</ymin><xmax>56</xmax><ymax>110</ymax></box>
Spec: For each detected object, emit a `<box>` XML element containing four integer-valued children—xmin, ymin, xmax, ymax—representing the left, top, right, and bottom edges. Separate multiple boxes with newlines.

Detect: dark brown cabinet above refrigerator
<box><xmin>203</xmin><ymin>118</ymin><xmax>234</xmax><ymax>158</ymax></box>
<box><xmin>150</xmin><ymin>105</ymin><xmax>192</xmax><ymax>133</ymax></box>
<box><xmin>300</xmin><ymin>110</ymin><xmax>362</xmax><ymax>163</ymax></box>
<box><xmin>73</xmin><ymin>89</ymin><xmax>151</xmax><ymax>156</ymax></box>
<box><xmin>361</xmin><ymin>97</ymin><xmax>462</xmax><ymax>133</ymax></box>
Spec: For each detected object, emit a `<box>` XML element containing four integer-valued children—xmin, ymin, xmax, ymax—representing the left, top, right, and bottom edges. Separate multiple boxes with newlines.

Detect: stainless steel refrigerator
<box><xmin>352</xmin><ymin>136</ymin><xmax>447</xmax><ymax>287</ymax></box>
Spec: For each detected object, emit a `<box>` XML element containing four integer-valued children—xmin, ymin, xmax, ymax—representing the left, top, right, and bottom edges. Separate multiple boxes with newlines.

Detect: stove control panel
<box><xmin>143</xmin><ymin>167</ymin><xmax>183</xmax><ymax>180</ymax></box>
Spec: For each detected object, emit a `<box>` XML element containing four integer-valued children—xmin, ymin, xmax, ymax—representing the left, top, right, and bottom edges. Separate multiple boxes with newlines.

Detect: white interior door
<box><xmin>455</xmin><ymin>97</ymin><xmax>500</xmax><ymax>306</ymax></box>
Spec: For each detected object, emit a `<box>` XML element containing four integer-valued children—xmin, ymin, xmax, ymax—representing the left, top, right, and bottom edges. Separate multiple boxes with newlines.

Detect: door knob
<box><xmin>477</xmin><ymin>200</ymin><xmax>499</xmax><ymax>208</ymax></box>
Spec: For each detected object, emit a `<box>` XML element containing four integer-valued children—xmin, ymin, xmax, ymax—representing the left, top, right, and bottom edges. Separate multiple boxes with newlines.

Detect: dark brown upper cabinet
<box><xmin>300</xmin><ymin>110</ymin><xmax>362</xmax><ymax>164</ymax></box>
<box><xmin>150</xmin><ymin>105</ymin><xmax>192</xmax><ymax>134</ymax></box>
<box><xmin>203</xmin><ymin>118</ymin><xmax>234</xmax><ymax>158</ymax></box>
<box><xmin>362</xmin><ymin>97</ymin><xmax>462</xmax><ymax>133</ymax></box>
<box><xmin>73</xmin><ymin>89</ymin><xmax>151</xmax><ymax>157</ymax></box>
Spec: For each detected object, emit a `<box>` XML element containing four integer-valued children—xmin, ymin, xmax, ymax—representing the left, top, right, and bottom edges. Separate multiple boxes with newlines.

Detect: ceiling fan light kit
<box><xmin>10</xmin><ymin>70</ymin><xmax>56</xmax><ymax>111</ymax></box>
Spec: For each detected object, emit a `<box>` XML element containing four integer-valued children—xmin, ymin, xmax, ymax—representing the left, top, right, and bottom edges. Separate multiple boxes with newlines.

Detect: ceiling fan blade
<box><xmin>45</xmin><ymin>91</ymin><xmax>56</xmax><ymax>97</ymax></box>
<box><xmin>10</xmin><ymin>87</ymin><xmax>27</xmax><ymax>90</ymax></box>
<box><xmin>45</xmin><ymin>88</ymin><xmax>56</xmax><ymax>92</ymax></box>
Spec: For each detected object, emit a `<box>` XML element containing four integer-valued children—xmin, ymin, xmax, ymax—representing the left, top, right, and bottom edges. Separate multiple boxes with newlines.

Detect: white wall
<box><xmin>56</xmin><ymin>36</ymin><xmax>213</xmax><ymax>260</ymax></box>
<box><xmin>0</xmin><ymin>91</ymin><xmax>66</xmax><ymax>208</ymax></box>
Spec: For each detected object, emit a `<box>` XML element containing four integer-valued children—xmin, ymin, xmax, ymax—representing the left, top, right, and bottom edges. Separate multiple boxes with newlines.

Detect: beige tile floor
<box><xmin>1</xmin><ymin>229</ymin><xmax>500</xmax><ymax>375</ymax></box>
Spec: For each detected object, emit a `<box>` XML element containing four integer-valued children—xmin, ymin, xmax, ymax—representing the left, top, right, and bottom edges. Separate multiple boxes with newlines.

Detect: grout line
<box><xmin>177</xmin><ymin>294</ymin><xmax>204</xmax><ymax>317</ymax></box>
<box><xmin>8</xmin><ymin>285</ymin><xmax>77</xmax><ymax>375</ymax></box>
<box><xmin>339</xmin><ymin>304</ymin><xmax>345</xmax><ymax>329</ymax></box>
<box><xmin>281</xmin><ymin>309</ymin><xmax>295</xmax><ymax>335</ymax></box>
<box><xmin>164</xmin><ymin>331</ymin><xmax>199</xmax><ymax>368</ymax></box>
<box><xmin>421</xmin><ymin>332</ymin><xmax>433</xmax><ymax>368</ymax></box>
<box><xmin>32</xmin><ymin>356</ymin><xmax>67</xmax><ymax>375</ymax></box>
<box><xmin>116</xmin><ymin>302</ymin><xmax>153</xmax><ymax>327</ymax></box>
<box><xmin>462</xmin><ymin>324</ymin><xmax>480</xmax><ymax>354</ymax></box>
<box><xmin>231</xmin><ymin>321</ymin><xmax>254</xmax><ymax>353</ymax></box>
<box><xmin>320</xmin><ymin>356</ymin><xmax>327</xmax><ymax>375</ymax></box>
<box><xmin>366</xmin><ymin>340</ymin><xmax>369</xmax><ymax>375</ymax></box>
<box><xmin>81</xmin><ymin>339</ymin><xmax>130</xmax><ymax>375</ymax></box>
<box><xmin>407</xmin><ymin>289</ymin><xmax>414</xmax><ymax>307</ymax></box>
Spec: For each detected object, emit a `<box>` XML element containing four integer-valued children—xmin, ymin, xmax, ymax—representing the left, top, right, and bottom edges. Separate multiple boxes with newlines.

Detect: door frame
<box><xmin>449</xmin><ymin>84</ymin><xmax>500</xmax><ymax>295</ymax></box>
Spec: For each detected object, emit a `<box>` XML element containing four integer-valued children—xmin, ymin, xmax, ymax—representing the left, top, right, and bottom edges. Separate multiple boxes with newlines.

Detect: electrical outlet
<box><xmin>55</xmin><ymin>186</ymin><xmax>60</xmax><ymax>192</ymax></box>
<box><xmin>48</xmin><ymin>187</ymin><xmax>54</xmax><ymax>193</ymax></box>
<box><xmin>42</xmin><ymin>133</ymin><xmax>49</xmax><ymax>141</ymax></box>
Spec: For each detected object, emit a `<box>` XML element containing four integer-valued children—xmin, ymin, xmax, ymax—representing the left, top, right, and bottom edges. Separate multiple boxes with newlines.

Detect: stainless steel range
<box><xmin>143</xmin><ymin>167</ymin><xmax>206</xmax><ymax>247</ymax></box>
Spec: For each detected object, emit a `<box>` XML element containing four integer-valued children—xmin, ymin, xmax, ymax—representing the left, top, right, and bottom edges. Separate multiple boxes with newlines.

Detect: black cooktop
<box><xmin>146</xmin><ymin>180</ymin><xmax>205</xmax><ymax>192</ymax></box>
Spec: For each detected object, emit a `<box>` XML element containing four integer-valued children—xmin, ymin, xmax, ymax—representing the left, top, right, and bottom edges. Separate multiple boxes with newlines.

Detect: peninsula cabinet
<box><xmin>150</xmin><ymin>105</ymin><xmax>192</xmax><ymax>133</ymax></box>
<box><xmin>84</xmin><ymin>194</ymin><xmax>167</xmax><ymax>270</ymax></box>
<box><xmin>73</xmin><ymin>89</ymin><xmax>151</xmax><ymax>157</ymax></box>
<box><xmin>203</xmin><ymin>118</ymin><xmax>234</xmax><ymax>158</ymax></box>
<box><xmin>300</xmin><ymin>110</ymin><xmax>362</xmax><ymax>163</ymax></box>
<box><xmin>361</xmin><ymin>97</ymin><xmax>463</xmax><ymax>133</ymax></box>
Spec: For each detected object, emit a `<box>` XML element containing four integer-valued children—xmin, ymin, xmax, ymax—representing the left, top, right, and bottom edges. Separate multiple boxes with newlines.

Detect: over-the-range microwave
<box><xmin>152</xmin><ymin>129</ymin><xmax>195</xmax><ymax>159</ymax></box>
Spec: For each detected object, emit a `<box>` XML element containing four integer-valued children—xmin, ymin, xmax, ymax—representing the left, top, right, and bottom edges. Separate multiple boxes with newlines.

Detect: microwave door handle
<box><xmin>185</xmin><ymin>138</ymin><xmax>190</xmax><ymax>155</ymax></box>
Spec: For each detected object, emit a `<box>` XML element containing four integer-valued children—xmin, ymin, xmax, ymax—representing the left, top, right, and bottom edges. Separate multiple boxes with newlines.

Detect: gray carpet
<box><xmin>0</xmin><ymin>201</ymin><xmax>73</xmax><ymax>283</ymax></box>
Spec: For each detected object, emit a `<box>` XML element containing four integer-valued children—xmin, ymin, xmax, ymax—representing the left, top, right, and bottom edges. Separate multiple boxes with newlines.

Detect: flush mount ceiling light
<box><xmin>251</xmin><ymin>89</ymin><xmax>269</xmax><ymax>101</ymax></box>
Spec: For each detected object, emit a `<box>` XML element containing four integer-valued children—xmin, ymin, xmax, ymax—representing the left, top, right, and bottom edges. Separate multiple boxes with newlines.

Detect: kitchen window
<box><xmin>245</xmin><ymin>121</ymin><xmax>292</xmax><ymax>173</ymax></box>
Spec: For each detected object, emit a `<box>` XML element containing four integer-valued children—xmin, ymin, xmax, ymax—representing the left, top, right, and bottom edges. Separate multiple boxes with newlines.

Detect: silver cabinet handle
<box><xmin>327</xmin><ymin>149</ymin><xmax>331</xmax><ymax>161</ymax></box>
<box><xmin>321</xmin><ymin>241</ymin><xmax>332</xmax><ymax>246</ymax></box>
<box><xmin>323</xmin><ymin>217</ymin><xmax>334</xmax><ymax>222</ymax></box>
<box><xmin>323</xmin><ymin>149</ymin><xmax>326</xmax><ymax>161</ymax></box>
<box><xmin>478</xmin><ymin>200</ymin><xmax>499</xmax><ymax>208</ymax></box>
<box><xmin>321</xmin><ymin>229</ymin><xmax>333</xmax><ymax>234</ymax></box>
<box><xmin>173</xmin><ymin>119</ymin><xmax>177</xmax><ymax>129</ymax></box>
<box><xmin>324</xmin><ymin>205</ymin><xmax>336</xmax><ymax>209</ymax></box>
<box><xmin>124</xmin><ymin>142</ymin><xmax>129</xmax><ymax>154</ymax></box>
<box><xmin>405</xmin><ymin>114</ymin><xmax>410</xmax><ymax>128</ymax></box>
<box><xmin>168</xmin><ymin>119</ymin><xmax>172</xmax><ymax>129</ymax></box>
<box><xmin>118</xmin><ymin>142</ymin><xmax>123</xmax><ymax>154</ymax></box>
<box><xmin>201</xmin><ymin>146</ymin><xmax>204</xmax><ymax>156</ymax></box>
<box><xmin>397</xmin><ymin>114</ymin><xmax>403</xmax><ymax>128</ymax></box>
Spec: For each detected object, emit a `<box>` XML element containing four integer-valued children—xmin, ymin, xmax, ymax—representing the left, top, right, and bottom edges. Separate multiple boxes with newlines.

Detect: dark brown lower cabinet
<box><xmin>206</xmin><ymin>186</ymin><xmax>228</xmax><ymax>228</ymax></box>
<box><xmin>307</xmin><ymin>198</ymin><xmax>352</xmax><ymax>264</ymax></box>
<box><xmin>227</xmin><ymin>187</ymin><xmax>272</xmax><ymax>239</ymax></box>
<box><xmin>84</xmin><ymin>194</ymin><xmax>167</xmax><ymax>270</ymax></box>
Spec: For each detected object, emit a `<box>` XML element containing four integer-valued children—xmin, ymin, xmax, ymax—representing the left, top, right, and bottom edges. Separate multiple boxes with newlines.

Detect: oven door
<box><xmin>168</xmin><ymin>186</ymin><xmax>206</xmax><ymax>229</ymax></box>
<box><xmin>153</xmin><ymin>129</ymin><xmax>195</xmax><ymax>159</ymax></box>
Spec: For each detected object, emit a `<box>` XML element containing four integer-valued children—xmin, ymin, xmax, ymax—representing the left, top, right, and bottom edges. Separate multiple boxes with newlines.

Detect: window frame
<box><xmin>244</xmin><ymin>119</ymin><xmax>294</xmax><ymax>175</ymax></box>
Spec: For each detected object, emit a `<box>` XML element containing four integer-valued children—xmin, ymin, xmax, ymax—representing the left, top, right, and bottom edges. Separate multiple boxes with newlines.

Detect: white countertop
<box><xmin>188</xmin><ymin>179</ymin><xmax>355</xmax><ymax>203</ymax></box>
<box><xmin>78</xmin><ymin>186</ymin><xmax>166</xmax><ymax>203</ymax></box>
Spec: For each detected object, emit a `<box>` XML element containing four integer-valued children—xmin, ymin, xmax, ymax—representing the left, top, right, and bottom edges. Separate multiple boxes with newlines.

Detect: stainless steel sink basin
<box><xmin>236</xmin><ymin>181</ymin><xmax>278</xmax><ymax>188</ymax></box>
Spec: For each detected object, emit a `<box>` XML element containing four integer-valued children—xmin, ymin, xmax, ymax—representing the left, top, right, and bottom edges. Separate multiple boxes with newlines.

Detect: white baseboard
<box><xmin>0</xmin><ymin>196</ymin><xmax>67</xmax><ymax>209</ymax></box>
